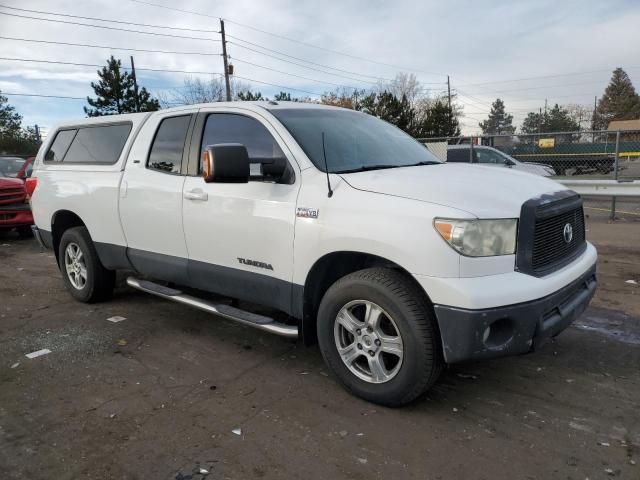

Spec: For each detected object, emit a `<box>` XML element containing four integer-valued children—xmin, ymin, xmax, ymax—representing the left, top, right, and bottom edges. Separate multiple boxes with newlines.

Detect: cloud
<box><xmin>0</xmin><ymin>0</ymin><xmax>638</xmax><ymax>133</ymax></box>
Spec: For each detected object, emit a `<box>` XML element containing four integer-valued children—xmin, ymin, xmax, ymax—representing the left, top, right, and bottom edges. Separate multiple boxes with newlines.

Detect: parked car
<box><xmin>447</xmin><ymin>145</ymin><xmax>556</xmax><ymax>176</ymax></box>
<box><xmin>29</xmin><ymin>103</ymin><xmax>597</xmax><ymax>406</ymax></box>
<box><xmin>0</xmin><ymin>156</ymin><xmax>34</xmax><ymax>237</ymax></box>
<box><xmin>0</xmin><ymin>156</ymin><xmax>34</xmax><ymax>179</ymax></box>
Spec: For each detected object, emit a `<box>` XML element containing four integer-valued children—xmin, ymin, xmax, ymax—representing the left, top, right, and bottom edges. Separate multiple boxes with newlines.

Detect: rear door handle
<box><xmin>184</xmin><ymin>189</ymin><xmax>208</xmax><ymax>201</ymax></box>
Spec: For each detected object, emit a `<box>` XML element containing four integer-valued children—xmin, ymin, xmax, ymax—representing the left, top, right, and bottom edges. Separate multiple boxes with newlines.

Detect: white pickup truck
<box><xmin>30</xmin><ymin>102</ymin><xmax>597</xmax><ymax>406</ymax></box>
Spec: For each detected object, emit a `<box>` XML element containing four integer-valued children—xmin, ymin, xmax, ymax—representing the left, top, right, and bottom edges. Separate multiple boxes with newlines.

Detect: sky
<box><xmin>1</xmin><ymin>0</ymin><xmax>639</xmax><ymax>138</ymax></box>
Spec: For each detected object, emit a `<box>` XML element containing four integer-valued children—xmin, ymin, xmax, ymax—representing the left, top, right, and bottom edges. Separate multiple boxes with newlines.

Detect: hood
<box><xmin>0</xmin><ymin>176</ymin><xmax>24</xmax><ymax>188</ymax></box>
<box><xmin>340</xmin><ymin>163</ymin><xmax>567</xmax><ymax>218</ymax></box>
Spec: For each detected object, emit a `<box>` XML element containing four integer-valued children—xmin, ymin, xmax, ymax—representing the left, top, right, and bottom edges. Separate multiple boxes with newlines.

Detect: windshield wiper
<box><xmin>335</xmin><ymin>162</ymin><xmax>440</xmax><ymax>174</ymax></box>
<box><xmin>334</xmin><ymin>164</ymin><xmax>406</xmax><ymax>174</ymax></box>
<box><xmin>406</xmin><ymin>161</ymin><xmax>441</xmax><ymax>166</ymax></box>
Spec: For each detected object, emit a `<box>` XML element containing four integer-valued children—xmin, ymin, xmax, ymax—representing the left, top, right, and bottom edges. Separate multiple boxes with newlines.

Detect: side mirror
<box><xmin>202</xmin><ymin>144</ymin><xmax>250</xmax><ymax>183</ymax></box>
<box><xmin>504</xmin><ymin>159</ymin><xmax>515</xmax><ymax>167</ymax></box>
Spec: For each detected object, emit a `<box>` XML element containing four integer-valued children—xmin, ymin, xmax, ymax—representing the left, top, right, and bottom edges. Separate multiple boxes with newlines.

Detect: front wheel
<box><xmin>58</xmin><ymin>226</ymin><xmax>115</xmax><ymax>303</ymax></box>
<box><xmin>317</xmin><ymin>268</ymin><xmax>443</xmax><ymax>407</ymax></box>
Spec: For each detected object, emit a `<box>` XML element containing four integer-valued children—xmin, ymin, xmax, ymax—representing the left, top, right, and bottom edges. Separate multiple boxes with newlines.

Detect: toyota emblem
<box><xmin>563</xmin><ymin>223</ymin><xmax>573</xmax><ymax>243</ymax></box>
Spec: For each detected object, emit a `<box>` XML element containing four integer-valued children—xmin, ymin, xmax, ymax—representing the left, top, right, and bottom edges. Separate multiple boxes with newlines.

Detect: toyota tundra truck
<box><xmin>29</xmin><ymin>102</ymin><xmax>597</xmax><ymax>406</ymax></box>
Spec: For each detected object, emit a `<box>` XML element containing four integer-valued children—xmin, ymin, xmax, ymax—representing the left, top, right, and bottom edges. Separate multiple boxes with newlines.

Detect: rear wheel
<box><xmin>58</xmin><ymin>226</ymin><xmax>115</xmax><ymax>302</ymax></box>
<box><xmin>317</xmin><ymin>268</ymin><xmax>443</xmax><ymax>407</ymax></box>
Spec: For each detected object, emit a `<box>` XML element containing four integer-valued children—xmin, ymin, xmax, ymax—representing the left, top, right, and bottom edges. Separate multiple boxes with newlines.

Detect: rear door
<box><xmin>119</xmin><ymin>110</ymin><xmax>196</xmax><ymax>283</ymax></box>
<box><xmin>181</xmin><ymin>107</ymin><xmax>300</xmax><ymax>314</ymax></box>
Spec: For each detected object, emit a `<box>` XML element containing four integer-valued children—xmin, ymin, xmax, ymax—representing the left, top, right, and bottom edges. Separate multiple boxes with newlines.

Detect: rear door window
<box><xmin>45</xmin><ymin>129</ymin><xmax>77</xmax><ymax>162</ymax></box>
<box><xmin>147</xmin><ymin>115</ymin><xmax>192</xmax><ymax>174</ymax></box>
<box><xmin>63</xmin><ymin>124</ymin><xmax>132</xmax><ymax>164</ymax></box>
<box><xmin>45</xmin><ymin>124</ymin><xmax>132</xmax><ymax>164</ymax></box>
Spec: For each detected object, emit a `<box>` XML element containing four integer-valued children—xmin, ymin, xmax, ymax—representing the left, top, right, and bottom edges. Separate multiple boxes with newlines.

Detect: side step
<box><xmin>126</xmin><ymin>277</ymin><xmax>298</xmax><ymax>339</ymax></box>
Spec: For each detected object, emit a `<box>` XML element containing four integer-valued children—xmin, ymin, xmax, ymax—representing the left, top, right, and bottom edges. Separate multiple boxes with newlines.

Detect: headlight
<box><xmin>434</xmin><ymin>218</ymin><xmax>517</xmax><ymax>256</ymax></box>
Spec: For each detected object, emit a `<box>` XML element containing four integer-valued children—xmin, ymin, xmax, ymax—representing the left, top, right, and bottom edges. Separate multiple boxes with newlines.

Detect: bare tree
<box><xmin>565</xmin><ymin>104</ymin><xmax>593</xmax><ymax>130</ymax></box>
<box><xmin>375</xmin><ymin>73</ymin><xmax>423</xmax><ymax>106</ymax></box>
<box><xmin>158</xmin><ymin>76</ymin><xmax>254</xmax><ymax>107</ymax></box>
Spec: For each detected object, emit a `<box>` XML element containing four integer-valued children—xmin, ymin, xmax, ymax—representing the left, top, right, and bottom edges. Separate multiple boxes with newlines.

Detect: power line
<box><xmin>228</xmin><ymin>42</ymin><xmax>382</xmax><ymax>85</ymax></box>
<box><xmin>0</xmin><ymin>3</ymin><xmax>219</xmax><ymax>33</ymax></box>
<box><xmin>0</xmin><ymin>11</ymin><xmax>218</xmax><ymax>41</ymax></box>
<box><xmin>228</xmin><ymin>38</ymin><xmax>394</xmax><ymax>83</ymax></box>
<box><xmin>231</xmin><ymin>57</ymin><xmax>362</xmax><ymax>90</ymax></box>
<box><xmin>0</xmin><ymin>57</ymin><xmax>321</xmax><ymax>97</ymax></box>
<box><xmin>232</xmin><ymin>75</ymin><xmax>322</xmax><ymax>97</ymax></box>
<box><xmin>227</xmin><ymin>42</ymin><xmax>390</xmax><ymax>85</ymax></box>
<box><xmin>0</xmin><ymin>56</ymin><xmax>223</xmax><ymax>76</ymax></box>
<box><xmin>3</xmin><ymin>92</ymin><xmax>85</xmax><ymax>100</ymax></box>
<box><xmin>460</xmin><ymin>79</ymin><xmax>609</xmax><ymax>96</ymax></box>
<box><xmin>0</xmin><ymin>35</ymin><xmax>221</xmax><ymax>56</ymax></box>
<box><xmin>455</xmin><ymin>67</ymin><xmax>639</xmax><ymax>88</ymax></box>
<box><xmin>129</xmin><ymin>0</ymin><xmax>448</xmax><ymax>77</ymax></box>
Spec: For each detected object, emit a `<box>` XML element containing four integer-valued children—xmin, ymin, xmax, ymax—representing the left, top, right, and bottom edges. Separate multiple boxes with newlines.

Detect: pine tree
<box><xmin>479</xmin><ymin>98</ymin><xmax>515</xmax><ymax>134</ymax></box>
<box><xmin>411</xmin><ymin>99</ymin><xmax>460</xmax><ymax>137</ymax></box>
<box><xmin>0</xmin><ymin>91</ymin><xmax>41</xmax><ymax>154</ymax></box>
<box><xmin>236</xmin><ymin>90</ymin><xmax>264</xmax><ymax>101</ymax></box>
<box><xmin>84</xmin><ymin>56</ymin><xmax>160</xmax><ymax>117</ymax></box>
<box><xmin>595</xmin><ymin>68</ymin><xmax>640</xmax><ymax>129</ymax></box>
<box><xmin>0</xmin><ymin>90</ymin><xmax>23</xmax><ymax>139</ymax></box>
<box><xmin>520</xmin><ymin>104</ymin><xmax>580</xmax><ymax>134</ymax></box>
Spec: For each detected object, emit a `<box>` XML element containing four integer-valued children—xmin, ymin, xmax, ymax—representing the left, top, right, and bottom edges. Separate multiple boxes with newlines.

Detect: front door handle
<box><xmin>184</xmin><ymin>189</ymin><xmax>208</xmax><ymax>201</ymax></box>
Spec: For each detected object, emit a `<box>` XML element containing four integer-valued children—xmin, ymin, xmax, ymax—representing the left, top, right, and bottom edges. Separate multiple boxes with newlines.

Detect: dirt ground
<box><xmin>0</xmin><ymin>205</ymin><xmax>639</xmax><ymax>480</ymax></box>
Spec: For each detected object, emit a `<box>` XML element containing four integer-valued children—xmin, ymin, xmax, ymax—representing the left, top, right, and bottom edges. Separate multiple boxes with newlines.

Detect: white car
<box><xmin>447</xmin><ymin>145</ymin><xmax>556</xmax><ymax>176</ymax></box>
<box><xmin>29</xmin><ymin>102</ymin><xmax>597</xmax><ymax>406</ymax></box>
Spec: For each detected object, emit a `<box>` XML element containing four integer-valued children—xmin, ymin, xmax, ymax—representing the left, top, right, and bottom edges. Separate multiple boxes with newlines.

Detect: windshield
<box><xmin>271</xmin><ymin>108</ymin><xmax>442</xmax><ymax>173</ymax></box>
<box><xmin>492</xmin><ymin>148</ymin><xmax>520</xmax><ymax>165</ymax></box>
<box><xmin>0</xmin><ymin>157</ymin><xmax>26</xmax><ymax>178</ymax></box>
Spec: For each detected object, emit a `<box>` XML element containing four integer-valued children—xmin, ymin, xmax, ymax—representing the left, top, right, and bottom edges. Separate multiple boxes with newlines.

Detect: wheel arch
<box><xmin>51</xmin><ymin>210</ymin><xmax>87</xmax><ymax>262</ymax></box>
<box><xmin>298</xmin><ymin>251</ymin><xmax>434</xmax><ymax>345</ymax></box>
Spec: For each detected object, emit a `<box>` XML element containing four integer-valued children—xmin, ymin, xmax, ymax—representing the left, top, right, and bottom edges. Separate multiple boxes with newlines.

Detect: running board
<box><xmin>126</xmin><ymin>277</ymin><xmax>298</xmax><ymax>339</ymax></box>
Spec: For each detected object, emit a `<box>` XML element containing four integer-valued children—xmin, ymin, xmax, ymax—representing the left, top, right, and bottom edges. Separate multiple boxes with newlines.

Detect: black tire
<box><xmin>317</xmin><ymin>268</ymin><xmax>443</xmax><ymax>407</ymax></box>
<box><xmin>17</xmin><ymin>226</ymin><xmax>33</xmax><ymax>239</ymax></box>
<box><xmin>58</xmin><ymin>226</ymin><xmax>115</xmax><ymax>303</ymax></box>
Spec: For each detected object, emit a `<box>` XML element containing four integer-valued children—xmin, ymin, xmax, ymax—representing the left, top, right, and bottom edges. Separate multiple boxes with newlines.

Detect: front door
<box><xmin>181</xmin><ymin>108</ymin><xmax>300</xmax><ymax>314</ymax></box>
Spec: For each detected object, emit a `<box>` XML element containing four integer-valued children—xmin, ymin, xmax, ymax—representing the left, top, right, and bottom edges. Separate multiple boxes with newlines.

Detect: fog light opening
<box><xmin>483</xmin><ymin>318</ymin><xmax>514</xmax><ymax>349</ymax></box>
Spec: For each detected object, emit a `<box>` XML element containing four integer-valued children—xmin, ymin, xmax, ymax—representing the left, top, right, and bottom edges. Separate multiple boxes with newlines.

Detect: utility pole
<box><xmin>34</xmin><ymin>124</ymin><xmax>41</xmax><ymax>143</ymax></box>
<box><xmin>447</xmin><ymin>75</ymin><xmax>452</xmax><ymax>134</ymax></box>
<box><xmin>220</xmin><ymin>19</ymin><xmax>232</xmax><ymax>102</ymax></box>
<box><xmin>539</xmin><ymin>107</ymin><xmax>542</xmax><ymax>133</ymax></box>
<box><xmin>130</xmin><ymin>56</ymin><xmax>140</xmax><ymax>112</ymax></box>
<box><xmin>544</xmin><ymin>98</ymin><xmax>547</xmax><ymax>116</ymax></box>
<box><xmin>592</xmin><ymin>95</ymin><xmax>597</xmax><ymax>142</ymax></box>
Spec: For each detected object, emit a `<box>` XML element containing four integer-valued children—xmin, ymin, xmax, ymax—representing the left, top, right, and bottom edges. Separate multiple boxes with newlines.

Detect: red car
<box><xmin>0</xmin><ymin>156</ymin><xmax>35</xmax><ymax>238</ymax></box>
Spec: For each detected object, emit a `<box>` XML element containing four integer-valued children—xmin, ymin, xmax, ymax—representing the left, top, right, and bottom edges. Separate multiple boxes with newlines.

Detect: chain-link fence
<box><xmin>419</xmin><ymin>129</ymin><xmax>640</xmax><ymax>180</ymax></box>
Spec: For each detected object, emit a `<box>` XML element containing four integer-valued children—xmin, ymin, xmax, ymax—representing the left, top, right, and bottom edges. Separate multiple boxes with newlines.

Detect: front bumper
<box><xmin>433</xmin><ymin>265</ymin><xmax>597</xmax><ymax>363</ymax></box>
<box><xmin>0</xmin><ymin>203</ymin><xmax>33</xmax><ymax>229</ymax></box>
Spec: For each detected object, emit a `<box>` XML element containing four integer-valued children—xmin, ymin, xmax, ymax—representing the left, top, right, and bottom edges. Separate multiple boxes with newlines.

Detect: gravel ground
<box><xmin>0</xmin><ymin>212</ymin><xmax>639</xmax><ymax>480</ymax></box>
